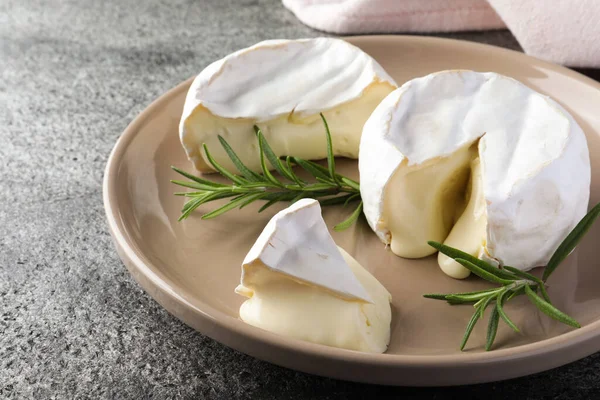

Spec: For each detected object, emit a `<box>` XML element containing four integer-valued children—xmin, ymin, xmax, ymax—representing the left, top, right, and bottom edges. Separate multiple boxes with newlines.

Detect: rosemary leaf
<box><xmin>258</xmin><ymin>193</ymin><xmax>290</xmax><ymax>213</ymax></box>
<box><xmin>340</xmin><ymin>176</ymin><xmax>360</xmax><ymax>192</ymax></box>
<box><xmin>195</xmin><ymin>191</ymin><xmax>242</xmax><ymax>206</ymax></box>
<box><xmin>454</xmin><ymin>258</ymin><xmax>515</xmax><ymax>285</ymax></box>
<box><xmin>285</xmin><ymin>156</ymin><xmax>306</xmax><ymax>186</ymax></box>
<box><xmin>425</xmin><ymin>288</ymin><xmax>503</xmax><ymax>301</ymax></box>
<box><xmin>446</xmin><ymin>290</ymin><xmax>499</xmax><ymax>304</ymax></box>
<box><xmin>289</xmin><ymin>192</ymin><xmax>306</xmax><ymax>204</ymax></box>
<box><xmin>447</xmin><ymin>298</ymin><xmax>470</xmax><ymax>305</ymax></box>
<box><xmin>255</xmin><ymin>127</ymin><xmax>296</xmax><ymax>183</ymax></box>
<box><xmin>170</xmin><ymin>180</ymin><xmax>218</xmax><ymax>191</ymax></box>
<box><xmin>301</xmin><ymin>183</ymin><xmax>340</xmax><ymax>192</ymax></box>
<box><xmin>507</xmin><ymin>286</ymin><xmax>526</xmax><ymax>301</ymax></box>
<box><xmin>538</xmin><ymin>283</ymin><xmax>552</xmax><ymax>304</ymax></box>
<box><xmin>255</xmin><ymin>130</ymin><xmax>283</xmax><ymax>187</ymax></box>
<box><xmin>181</xmin><ymin>196</ymin><xmax>205</xmax><ymax>216</ymax></box>
<box><xmin>524</xmin><ymin>285</ymin><xmax>581</xmax><ymax>328</ymax></box>
<box><xmin>181</xmin><ymin>194</ymin><xmax>210</xmax><ymax>212</ymax></box>
<box><xmin>239</xmin><ymin>192</ymin><xmax>268</xmax><ymax>209</ymax></box>
<box><xmin>502</xmin><ymin>266</ymin><xmax>542</xmax><ymax>285</ymax></box>
<box><xmin>171</xmin><ymin>166</ymin><xmax>227</xmax><ymax>187</ymax></box>
<box><xmin>333</xmin><ymin>201</ymin><xmax>363</xmax><ymax>231</ymax></box>
<box><xmin>203</xmin><ymin>144</ymin><xmax>247</xmax><ymax>186</ymax></box>
<box><xmin>423</xmin><ymin>293</ymin><xmax>450</xmax><ymax>300</ymax></box>
<box><xmin>320</xmin><ymin>113</ymin><xmax>340</xmax><ymax>186</ymax></box>
<box><xmin>179</xmin><ymin>192</ymin><xmax>234</xmax><ymax>221</ymax></box>
<box><xmin>316</xmin><ymin>176</ymin><xmax>338</xmax><ymax>186</ymax></box>
<box><xmin>302</xmin><ymin>159</ymin><xmax>332</xmax><ymax>175</ymax></box>
<box><xmin>428</xmin><ymin>242</ymin><xmax>517</xmax><ymax>281</ymax></box>
<box><xmin>496</xmin><ymin>289</ymin><xmax>520</xmax><ymax>332</ymax></box>
<box><xmin>217</xmin><ymin>135</ymin><xmax>263</xmax><ymax>182</ymax></box>
<box><xmin>234</xmin><ymin>182</ymin><xmax>274</xmax><ymax>190</ymax></box>
<box><xmin>292</xmin><ymin>157</ymin><xmax>332</xmax><ymax>181</ymax></box>
<box><xmin>460</xmin><ymin>310</ymin><xmax>481</xmax><ymax>351</ymax></box>
<box><xmin>344</xmin><ymin>192</ymin><xmax>361</xmax><ymax>206</ymax></box>
<box><xmin>477</xmin><ymin>294</ymin><xmax>496</xmax><ymax>319</ymax></box>
<box><xmin>485</xmin><ymin>307</ymin><xmax>500</xmax><ymax>351</ymax></box>
<box><xmin>543</xmin><ymin>202</ymin><xmax>600</xmax><ymax>282</ymax></box>
<box><xmin>451</xmin><ymin>297</ymin><xmax>482</xmax><ymax>305</ymax></box>
<box><xmin>319</xmin><ymin>194</ymin><xmax>356</xmax><ymax>207</ymax></box>
<box><xmin>201</xmin><ymin>192</ymin><xmax>265</xmax><ymax>219</ymax></box>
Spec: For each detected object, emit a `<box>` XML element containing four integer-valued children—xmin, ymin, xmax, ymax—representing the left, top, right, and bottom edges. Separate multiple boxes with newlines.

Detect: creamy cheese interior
<box><xmin>382</xmin><ymin>144</ymin><xmax>474</xmax><ymax>258</ymax></box>
<box><xmin>235</xmin><ymin>247</ymin><xmax>392</xmax><ymax>353</ymax></box>
<box><xmin>438</xmin><ymin>157</ymin><xmax>487</xmax><ymax>279</ymax></box>
<box><xmin>382</xmin><ymin>143</ymin><xmax>488</xmax><ymax>278</ymax></box>
<box><xmin>181</xmin><ymin>83</ymin><xmax>395</xmax><ymax>172</ymax></box>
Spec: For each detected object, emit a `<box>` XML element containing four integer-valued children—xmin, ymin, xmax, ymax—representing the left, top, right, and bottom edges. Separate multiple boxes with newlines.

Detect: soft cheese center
<box><xmin>382</xmin><ymin>143</ymin><xmax>475</xmax><ymax>258</ymax></box>
<box><xmin>382</xmin><ymin>142</ymin><xmax>488</xmax><ymax>278</ymax></box>
<box><xmin>182</xmin><ymin>83</ymin><xmax>394</xmax><ymax>172</ymax></box>
<box><xmin>236</xmin><ymin>247</ymin><xmax>392</xmax><ymax>353</ymax></box>
<box><xmin>438</xmin><ymin>156</ymin><xmax>488</xmax><ymax>279</ymax></box>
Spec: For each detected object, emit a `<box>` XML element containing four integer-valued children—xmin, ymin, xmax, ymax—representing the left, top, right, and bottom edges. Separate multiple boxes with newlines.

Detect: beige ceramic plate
<box><xmin>104</xmin><ymin>36</ymin><xmax>600</xmax><ymax>386</ymax></box>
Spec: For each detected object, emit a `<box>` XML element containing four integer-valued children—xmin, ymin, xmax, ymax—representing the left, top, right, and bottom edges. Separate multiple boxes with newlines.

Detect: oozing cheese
<box><xmin>438</xmin><ymin>157</ymin><xmax>488</xmax><ymax>279</ymax></box>
<box><xmin>381</xmin><ymin>140</ymin><xmax>489</xmax><ymax>279</ymax></box>
<box><xmin>383</xmin><ymin>143</ymin><xmax>474</xmax><ymax>259</ymax></box>
<box><xmin>179</xmin><ymin>38</ymin><xmax>397</xmax><ymax>173</ymax></box>
<box><xmin>236</xmin><ymin>247</ymin><xmax>392</xmax><ymax>353</ymax></box>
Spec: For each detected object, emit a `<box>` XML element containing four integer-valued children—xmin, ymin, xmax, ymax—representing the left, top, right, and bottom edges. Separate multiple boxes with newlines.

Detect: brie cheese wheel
<box><xmin>180</xmin><ymin>38</ymin><xmax>397</xmax><ymax>173</ymax></box>
<box><xmin>359</xmin><ymin>70</ymin><xmax>590</xmax><ymax>278</ymax></box>
<box><xmin>235</xmin><ymin>199</ymin><xmax>392</xmax><ymax>353</ymax></box>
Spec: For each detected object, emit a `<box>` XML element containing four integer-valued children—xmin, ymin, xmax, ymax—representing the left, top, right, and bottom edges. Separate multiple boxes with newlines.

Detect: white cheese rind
<box><xmin>360</xmin><ymin>70</ymin><xmax>591</xmax><ymax>272</ymax></box>
<box><xmin>179</xmin><ymin>38</ymin><xmax>397</xmax><ymax>172</ymax></box>
<box><xmin>241</xmin><ymin>198</ymin><xmax>372</xmax><ymax>302</ymax></box>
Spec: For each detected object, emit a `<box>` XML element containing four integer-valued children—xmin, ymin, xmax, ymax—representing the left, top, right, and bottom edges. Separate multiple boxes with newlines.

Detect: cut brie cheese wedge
<box><xmin>235</xmin><ymin>198</ymin><xmax>392</xmax><ymax>353</ymax></box>
<box><xmin>180</xmin><ymin>38</ymin><xmax>397</xmax><ymax>173</ymax></box>
<box><xmin>359</xmin><ymin>70</ymin><xmax>591</xmax><ymax>278</ymax></box>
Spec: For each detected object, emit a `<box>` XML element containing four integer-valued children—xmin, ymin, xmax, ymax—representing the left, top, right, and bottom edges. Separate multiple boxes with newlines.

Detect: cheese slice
<box><xmin>236</xmin><ymin>198</ymin><xmax>392</xmax><ymax>353</ymax></box>
<box><xmin>359</xmin><ymin>70</ymin><xmax>590</xmax><ymax>278</ymax></box>
<box><xmin>179</xmin><ymin>38</ymin><xmax>397</xmax><ymax>173</ymax></box>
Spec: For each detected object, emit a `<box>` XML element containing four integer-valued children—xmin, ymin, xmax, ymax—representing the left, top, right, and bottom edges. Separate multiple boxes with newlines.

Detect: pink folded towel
<box><xmin>283</xmin><ymin>0</ymin><xmax>600</xmax><ymax>67</ymax></box>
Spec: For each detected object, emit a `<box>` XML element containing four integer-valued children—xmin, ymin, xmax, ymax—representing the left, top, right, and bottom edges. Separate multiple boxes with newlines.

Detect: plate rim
<box><xmin>103</xmin><ymin>35</ymin><xmax>600</xmax><ymax>386</ymax></box>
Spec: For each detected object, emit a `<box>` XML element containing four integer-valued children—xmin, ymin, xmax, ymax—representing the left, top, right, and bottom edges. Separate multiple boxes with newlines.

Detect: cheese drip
<box><xmin>382</xmin><ymin>144</ymin><xmax>474</xmax><ymax>258</ymax></box>
<box><xmin>438</xmin><ymin>157</ymin><xmax>487</xmax><ymax>279</ymax></box>
<box><xmin>235</xmin><ymin>247</ymin><xmax>392</xmax><ymax>353</ymax></box>
<box><xmin>382</xmin><ymin>144</ymin><xmax>487</xmax><ymax>279</ymax></box>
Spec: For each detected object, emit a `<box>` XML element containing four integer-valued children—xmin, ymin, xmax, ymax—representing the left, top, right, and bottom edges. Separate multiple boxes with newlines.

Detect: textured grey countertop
<box><xmin>2</xmin><ymin>0</ymin><xmax>600</xmax><ymax>398</ymax></box>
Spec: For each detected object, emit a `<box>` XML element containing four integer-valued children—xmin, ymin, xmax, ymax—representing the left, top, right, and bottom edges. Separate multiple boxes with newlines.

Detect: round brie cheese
<box><xmin>180</xmin><ymin>38</ymin><xmax>397</xmax><ymax>172</ymax></box>
<box><xmin>359</xmin><ymin>70</ymin><xmax>591</xmax><ymax>278</ymax></box>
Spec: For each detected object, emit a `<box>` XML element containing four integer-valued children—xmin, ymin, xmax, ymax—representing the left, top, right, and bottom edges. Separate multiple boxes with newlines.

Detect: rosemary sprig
<box><xmin>171</xmin><ymin>114</ymin><xmax>362</xmax><ymax>231</ymax></box>
<box><xmin>424</xmin><ymin>202</ymin><xmax>600</xmax><ymax>351</ymax></box>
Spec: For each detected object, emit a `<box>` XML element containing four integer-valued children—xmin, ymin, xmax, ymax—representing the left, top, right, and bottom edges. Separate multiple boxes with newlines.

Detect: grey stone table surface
<box><xmin>2</xmin><ymin>0</ymin><xmax>600</xmax><ymax>398</ymax></box>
